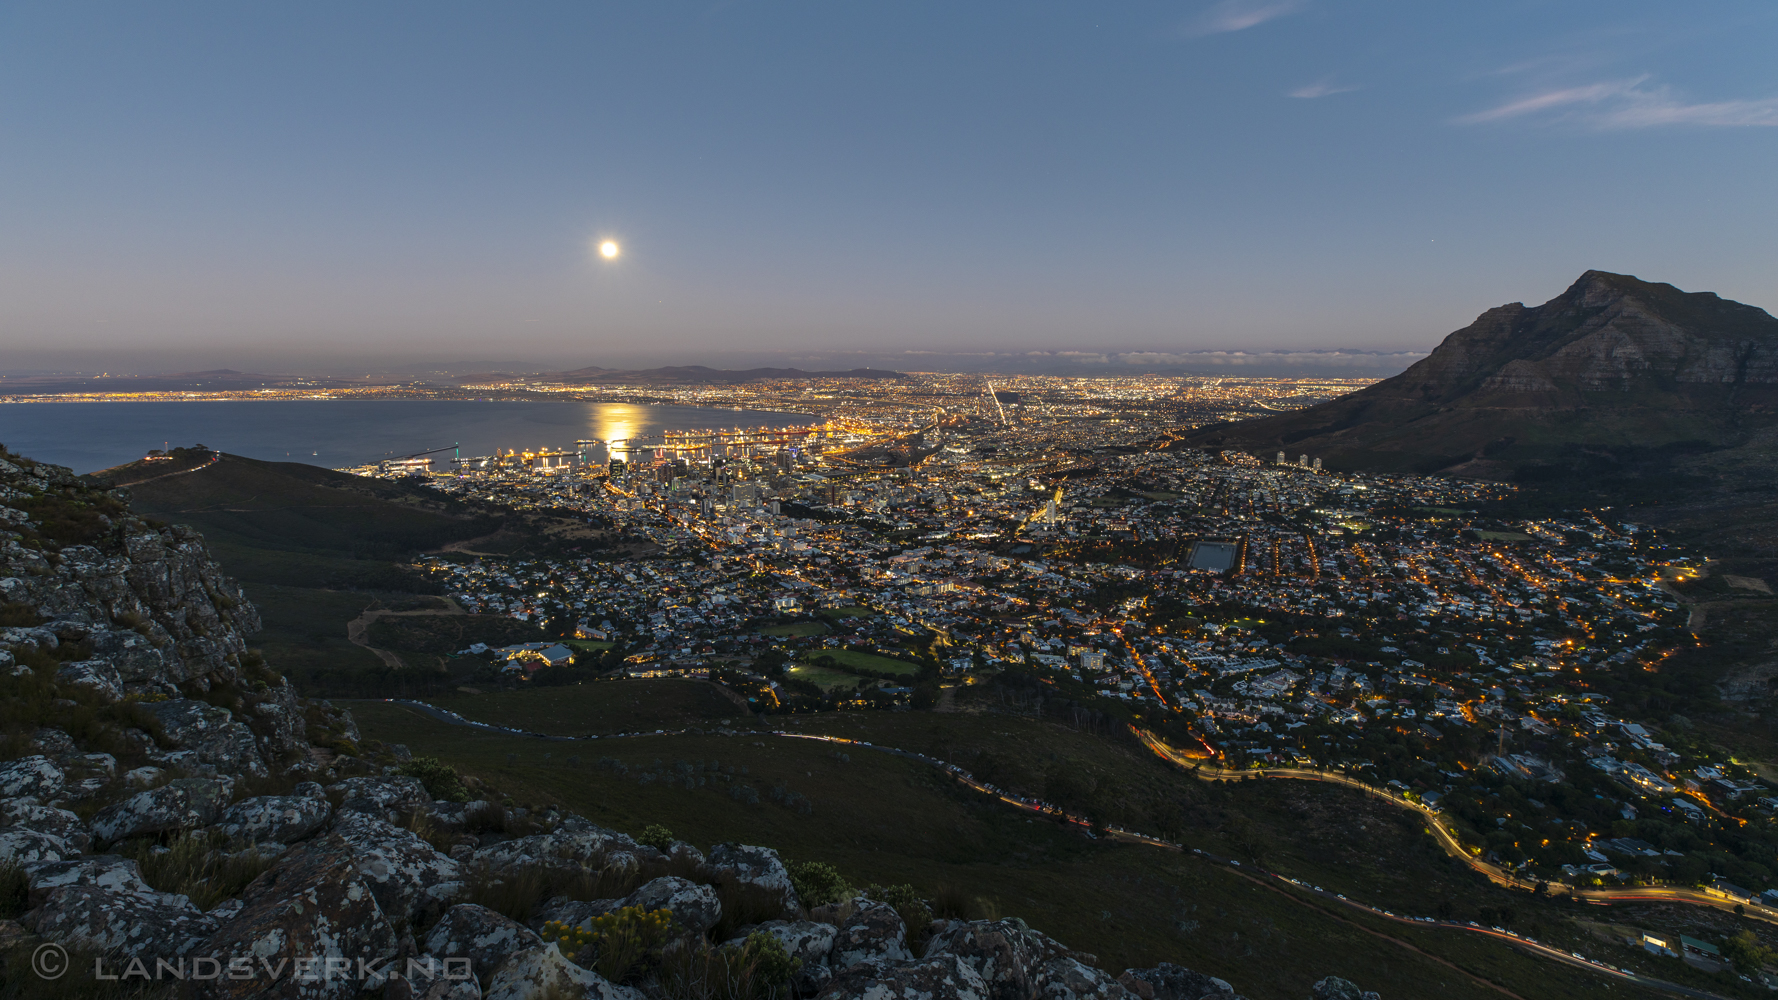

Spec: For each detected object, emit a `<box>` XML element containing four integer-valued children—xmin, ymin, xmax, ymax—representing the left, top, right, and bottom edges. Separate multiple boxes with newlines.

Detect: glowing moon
<box><xmin>599</xmin><ymin>240</ymin><xmax>621</xmax><ymax>260</ymax></box>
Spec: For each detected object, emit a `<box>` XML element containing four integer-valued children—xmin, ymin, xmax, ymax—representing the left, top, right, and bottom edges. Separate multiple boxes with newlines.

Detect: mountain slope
<box><xmin>1181</xmin><ymin>270</ymin><xmax>1778</xmax><ymax>479</ymax></box>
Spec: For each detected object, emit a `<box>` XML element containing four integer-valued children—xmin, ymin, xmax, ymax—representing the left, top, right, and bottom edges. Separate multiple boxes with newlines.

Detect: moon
<box><xmin>599</xmin><ymin>240</ymin><xmax>621</xmax><ymax>260</ymax></box>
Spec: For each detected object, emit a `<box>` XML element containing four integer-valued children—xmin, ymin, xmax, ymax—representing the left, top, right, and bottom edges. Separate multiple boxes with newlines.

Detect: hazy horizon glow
<box><xmin>2</xmin><ymin>2</ymin><xmax>1774</xmax><ymax>369</ymax></box>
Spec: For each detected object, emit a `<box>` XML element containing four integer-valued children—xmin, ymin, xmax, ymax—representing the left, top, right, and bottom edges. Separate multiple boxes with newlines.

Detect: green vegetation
<box><xmin>120</xmin><ymin>832</ymin><xmax>278</xmax><ymax>911</ymax></box>
<box><xmin>396</xmin><ymin>756</ymin><xmax>470</xmax><ymax>803</ymax></box>
<box><xmin>787</xmin><ymin>860</ymin><xmax>851</xmax><ymax>908</ymax></box>
<box><xmin>423</xmin><ymin>679</ymin><xmax>742</xmax><ymax>734</ymax></box>
<box><xmin>350</xmin><ymin>700</ymin><xmax>1696</xmax><ymax>1000</ymax></box>
<box><xmin>784</xmin><ymin>664</ymin><xmax>868</xmax><ymax>692</ymax></box>
<box><xmin>817</xmin><ymin>606</ymin><xmax>874</xmax><ymax>619</ymax></box>
<box><xmin>805</xmin><ymin>649</ymin><xmax>919</xmax><ymax>676</ymax></box>
<box><xmin>637</xmin><ymin>823</ymin><xmax>676</xmax><ymax>851</ymax></box>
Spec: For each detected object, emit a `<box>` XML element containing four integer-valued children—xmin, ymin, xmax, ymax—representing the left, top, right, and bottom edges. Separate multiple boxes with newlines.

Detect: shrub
<box><xmin>582</xmin><ymin>906</ymin><xmax>675</xmax><ymax>983</ymax></box>
<box><xmin>638</xmin><ymin>824</ymin><xmax>675</xmax><ymax>852</ymax></box>
<box><xmin>398</xmin><ymin>756</ymin><xmax>470</xmax><ymax>803</ymax></box>
<box><xmin>863</xmin><ymin>884</ymin><xmax>932</xmax><ymax>938</ymax></box>
<box><xmin>659</xmin><ymin>932</ymin><xmax>801</xmax><ymax>1000</ymax></box>
<box><xmin>787</xmin><ymin>861</ymin><xmax>850</xmax><ymax>909</ymax></box>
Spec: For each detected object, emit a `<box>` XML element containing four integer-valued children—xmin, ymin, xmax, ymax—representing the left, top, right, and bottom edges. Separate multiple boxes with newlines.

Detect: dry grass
<box><xmin>120</xmin><ymin>832</ymin><xmax>277</xmax><ymax>911</ymax></box>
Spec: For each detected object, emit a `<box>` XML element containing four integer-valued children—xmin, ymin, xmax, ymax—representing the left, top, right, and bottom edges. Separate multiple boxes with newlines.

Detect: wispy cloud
<box><xmin>1460</xmin><ymin>76</ymin><xmax>1778</xmax><ymax>128</ymax></box>
<box><xmin>1289</xmin><ymin>79</ymin><xmax>1358</xmax><ymax>99</ymax></box>
<box><xmin>1186</xmin><ymin>0</ymin><xmax>1303</xmax><ymax>37</ymax></box>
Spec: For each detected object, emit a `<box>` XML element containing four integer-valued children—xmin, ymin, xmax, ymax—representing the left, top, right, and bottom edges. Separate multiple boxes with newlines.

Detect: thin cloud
<box><xmin>1289</xmin><ymin>79</ymin><xmax>1358</xmax><ymax>99</ymax></box>
<box><xmin>1460</xmin><ymin>76</ymin><xmax>1778</xmax><ymax>128</ymax></box>
<box><xmin>1186</xmin><ymin>0</ymin><xmax>1303</xmax><ymax>37</ymax></box>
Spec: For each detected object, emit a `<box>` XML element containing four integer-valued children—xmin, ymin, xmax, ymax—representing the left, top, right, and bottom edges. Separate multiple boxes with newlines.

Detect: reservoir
<box><xmin>0</xmin><ymin>400</ymin><xmax>811</xmax><ymax>475</ymax></box>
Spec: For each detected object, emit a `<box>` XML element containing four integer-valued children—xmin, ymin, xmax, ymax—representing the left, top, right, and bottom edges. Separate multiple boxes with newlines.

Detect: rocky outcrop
<box><xmin>750</xmin><ymin>919</ymin><xmax>837</xmax><ymax>994</ymax></box>
<box><xmin>926</xmin><ymin>918</ymin><xmax>1076</xmax><ymax>1000</ymax></box>
<box><xmin>831</xmin><ymin>898</ymin><xmax>913</xmax><ymax>969</ymax></box>
<box><xmin>0</xmin><ymin>755</ymin><xmax>65</xmax><ymax>799</ymax></box>
<box><xmin>424</xmin><ymin>904</ymin><xmax>544</xmax><ymax>983</ymax></box>
<box><xmin>140</xmin><ymin>699</ymin><xmax>268</xmax><ymax>778</ymax></box>
<box><xmin>623</xmin><ymin>876</ymin><xmax>721</xmax><ymax>934</ymax></box>
<box><xmin>0</xmin><ymin>827</ymin><xmax>72</xmax><ymax>864</ymax></box>
<box><xmin>702</xmin><ymin>842</ymin><xmax>800</xmax><ymax>916</ymax></box>
<box><xmin>194</xmin><ymin>835</ymin><xmax>401</xmax><ymax>1000</ymax></box>
<box><xmin>1119</xmin><ymin>963</ymin><xmax>1239</xmax><ymax>1000</ymax></box>
<box><xmin>0</xmin><ymin>799</ymin><xmax>91</xmax><ymax>851</ymax></box>
<box><xmin>26</xmin><ymin>883</ymin><xmax>218</xmax><ymax>960</ymax></box>
<box><xmin>216</xmin><ymin>792</ymin><xmax>334</xmax><ymax>844</ymax></box>
<box><xmin>482</xmin><ymin>945</ymin><xmax>643</xmax><ymax>1000</ymax></box>
<box><xmin>818</xmin><ymin>953</ymin><xmax>992</xmax><ymax>1000</ymax></box>
<box><xmin>334</xmin><ymin>775</ymin><xmax>432</xmax><ymax>822</ymax></box>
<box><xmin>331</xmin><ymin>811</ymin><xmax>463</xmax><ymax>923</ymax></box>
<box><xmin>1310</xmin><ymin>979</ymin><xmax>1380</xmax><ymax>1000</ymax></box>
<box><xmin>90</xmin><ymin>776</ymin><xmax>232</xmax><ymax>842</ymax></box>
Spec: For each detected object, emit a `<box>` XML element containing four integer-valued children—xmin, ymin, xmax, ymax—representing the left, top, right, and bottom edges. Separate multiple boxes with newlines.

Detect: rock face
<box><xmin>141</xmin><ymin>699</ymin><xmax>268</xmax><ymax>777</ymax></box>
<box><xmin>1119</xmin><ymin>963</ymin><xmax>1238</xmax><ymax>1000</ymax></box>
<box><xmin>194</xmin><ymin>835</ymin><xmax>401</xmax><ymax>1000</ymax></box>
<box><xmin>1310</xmin><ymin>979</ymin><xmax>1380</xmax><ymax>1000</ymax></box>
<box><xmin>925</xmin><ymin>919</ymin><xmax>1075</xmax><ymax>1000</ymax></box>
<box><xmin>1181</xmin><ymin>270</ymin><xmax>1778</xmax><ymax>478</ymax></box>
<box><xmin>0</xmin><ymin>755</ymin><xmax>65</xmax><ymax>799</ymax></box>
<box><xmin>334</xmin><ymin>775</ymin><xmax>432</xmax><ymax>822</ymax></box>
<box><xmin>0</xmin><ymin>454</ymin><xmax>261</xmax><ymax>691</ymax></box>
<box><xmin>481</xmin><ymin>945</ymin><xmax>642</xmax><ymax>1000</ymax></box>
<box><xmin>331</xmin><ymin>812</ymin><xmax>463</xmax><ymax>923</ymax></box>
<box><xmin>751</xmin><ymin>920</ymin><xmax>838</xmax><ymax>994</ymax></box>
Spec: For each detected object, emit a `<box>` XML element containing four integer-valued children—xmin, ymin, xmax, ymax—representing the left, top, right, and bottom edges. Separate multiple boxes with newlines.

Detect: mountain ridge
<box><xmin>1179</xmin><ymin>270</ymin><xmax>1778</xmax><ymax>480</ymax></box>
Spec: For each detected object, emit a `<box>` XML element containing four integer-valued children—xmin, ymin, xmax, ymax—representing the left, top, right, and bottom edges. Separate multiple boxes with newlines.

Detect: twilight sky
<box><xmin>3</xmin><ymin>2</ymin><xmax>1775</xmax><ymax>372</ymax></box>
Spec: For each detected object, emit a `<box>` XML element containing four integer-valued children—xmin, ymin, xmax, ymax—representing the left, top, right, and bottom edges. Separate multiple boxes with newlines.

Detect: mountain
<box><xmin>453</xmin><ymin>365</ymin><xmax>906</xmax><ymax>386</ymax></box>
<box><xmin>1180</xmin><ymin>270</ymin><xmax>1778</xmax><ymax>481</ymax></box>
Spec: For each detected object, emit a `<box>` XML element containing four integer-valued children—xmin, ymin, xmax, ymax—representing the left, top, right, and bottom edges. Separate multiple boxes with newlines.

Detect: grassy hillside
<box><xmin>351</xmin><ymin>695</ymin><xmax>1699</xmax><ymax>1000</ymax></box>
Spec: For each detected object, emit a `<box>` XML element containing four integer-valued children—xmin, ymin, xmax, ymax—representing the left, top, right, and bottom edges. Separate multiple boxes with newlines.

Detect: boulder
<box><xmin>90</xmin><ymin>777</ymin><xmax>231</xmax><ymax>842</ymax></box>
<box><xmin>332</xmin><ymin>812</ymin><xmax>463</xmax><ymax>922</ymax></box>
<box><xmin>818</xmin><ymin>953</ymin><xmax>992</xmax><ymax>1000</ymax></box>
<box><xmin>0</xmin><ymin>827</ymin><xmax>73</xmax><ymax>864</ymax></box>
<box><xmin>22</xmin><ymin>855</ymin><xmax>155</xmax><ymax>907</ymax></box>
<box><xmin>831</xmin><ymin>899</ymin><xmax>912</xmax><ymax>969</ymax></box>
<box><xmin>55</xmin><ymin>659</ymin><xmax>124</xmax><ymax>701</ymax></box>
<box><xmin>470</xmin><ymin>827</ymin><xmax>627</xmax><ymax>876</ymax></box>
<box><xmin>1118</xmin><ymin>964</ymin><xmax>1238</xmax><ymax>1000</ymax></box>
<box><xmin>333</xmin><ymin>775</ymin><xmax>432</xmax><ymax>821</ymax></box>
<box><xmin>216</xmin><ymin>793</ymin><xmax>333</xmax><ymax>844</ymax></box>
<box><xmin>192</xmin><ymin>834</ymin><xmax>401</xmax><ymax>1000</ymax></box>
<box><xmin>1309</xmin><ymin>978</ymin><xmax>1379</xmax><ymax>1000</ymax></box>
<box><xmin>1038</xmin><ymin>958</ymin><xmax>1129</xmax><ymax>1000</ymax></box>
<box><xmin>124</xmin><ymin>766</ymin><xmax>166</xmax><ymax>787</ymax></box>
<box><xmin>26</xmin><ymin>884</ymin><xmax>218</xmax><ymax>960</ymax></box>
<box><xmin>0</xmin><ymin>755</ymin><xmax>65</xmax><ymax>799</ymax></box>
<box><xmin>532</xmin><ymin>896</ymin><xmax>622</xmax><ymax>932</ymax></box>
<box><xmin>0</xmin><ymin>799</ymin><xmax>91</xmax><ymax>852</ymax></box>
<box><xmin>398</xmin><ymin>975</ymin><xmax>483</xmax><ymax>1000</ymax></box>
<box><xmin>622</xmin><ymin>876</ymin><xmax>721</xmax><ymax>933</ymax></box>
<box><xmin>747</xmin><ymin>919</ymin><xmax>838</xmax><ymax>994</ymax></box>
<box><xmin>666</xmin><ymin>840</ymin><xmax>705</xmax><ymax>868</ymax></box>
<box><xmin>702</xmin><ymin>843</ymin><xmax>800</xmax><ymax>916</ymax></box>
<box><xmin>482</xmin><ymin>944</ymin><xmax>643</xmax><ymax>1000</ymax></box>
<box><xmin>424</xmin><ymin>903</ymin><xmax>544</xmax><ymax>983</ymax></box>
<box><xmin>141</xmin><ymin>699</ymin><xmax>268</xmax><ymax>778</ymax></box>
<box><xmin>926</xmin><ymin>918</ymin><xmax>1075</xmax><ymax>1000</ymax></box>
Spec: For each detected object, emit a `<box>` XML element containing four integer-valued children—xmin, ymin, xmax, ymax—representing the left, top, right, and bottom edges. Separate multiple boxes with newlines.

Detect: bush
<box><xmin>659</xmin><ymin>932</ymin><xmax>801</xmax><ymax>1000</ymax></box>
<box><xmin>582</xmin><ymin>906</ymin><xmax>675</xmax><ymax>983</ymax></box>
<box><xmin>863</xmin><ymin>884</ymin><xmax>932</xmax><ymax>937</ymax></box>
<box><xmin>638</xmin><ymin>824</ymin><xmax>675</xmax><ymax>852</ymax></box>
<box><xmin>787</xmin><ymin>861</ymin><xmax>851</xmax><ymax>909</ymax></box>
<box><xmin>397</xmin><ymin>756</ymin><xmax>470</xmax><ymax>803</ymax></box>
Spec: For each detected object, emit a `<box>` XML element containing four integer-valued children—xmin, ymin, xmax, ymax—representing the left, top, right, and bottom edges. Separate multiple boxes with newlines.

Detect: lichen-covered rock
<box><xmin>0</xmin><ymin>799</ymin><xmax>91</xmax><ymax>852</ymax></box>
<box><xmin>217</xmin><ymin>793</ymin><xmax>333</xmax><ymax>844</ymax></box>
<box><xmin>1038</xmin><ymin>958</ymin><xmax>1129</xmax><ymax>1000</ymax></box>
<box><xmin>22</xmin><ymin>856</ymin><xmax>156</xmax><ymax>907</ymax></box>
<box><xmin>424</xmin><ymin>903</ymin><xmax>544</xmax><ymax>983</ymax></box>
<box><xmin>748</xmin><ymin>919</ymin><xmax>837</xmax><ymax>994</ymax></box>
<box><xmin>90</xmin><ymin>777</ymin><xmax>231</xmax><ymax>842</ymax></box>
<box><xmin>623</xmin><ymin>876</ymin><xmax>721</xmax><ymax>933</ymax></box>
<box><xmin>55</xmin><ymin>659</ymin><xmax>124</xmax><ymax>701</ymax></box>
<box><xmin>332</xmin><ymin>812</ymin><xmax>463</xmax><ymax>922</ymax></box>
<box><xmin>250</xmin><ymin>679</ymin><xmax>313</xmax><ymax>762</ymax></box>
<box><xmin>831</xmin><ymin>899</ymin><xmax>913</xmax><ymax>970</ymax></box>
<box><xmin>531</xmin><ymin>896</ymin><xmax>622</xmax><ymax>932</ymax></box>
<box><xmin>193</xmin><ymin>834</ymin><xmax>400</xmax><ymax>1000</ymax></box>
<box><xmin>818</xmin><ymin>953</ymin><xmax>992</xmax><ymax>1000</ymax></box>
<box><xmin>470</xmin><ymin>827</ymin><xmax>628</xmax><ymax>876</ymax></box>
<box><xmin>1309</xmin><ymin>978</ymin><xmax>1379</xmax><ymax>1000</ymax></box>
<box><xmin>702</xmin><ymin>842</ymin><xmax>800</xmax><ymax>916</ymax></box>
<box><xmin>666</xmin><ymin>840</ymin><xmax>704</xmax><ymax>868</ymax></box>
<box><xmin>1118</xmin><ymin>964</ymin><xmax>1237</xmax><ymax>1000</ymax></box>
<box><xmin>0</xmin><ymin>827</ymin><xmax>73</xmax><ymax>864</ymax></box>
<box><xmin>87</xmin><ymin>627</ymin><xmax>168</xmax><ymax>683</ymax></box>
<box><xmin>333</xmin><ymin>775</ymin><xmax>432</xmax><ymax>821</ymax></box>
<box><xmin>0</xmin><ymin>755</ymin><xmax>65</xmax><ymax>799</ymax></box>
<box><xmin>26</xmin><ymin>884</ymin><xmax>218</xmax><ymax>959</ymax></box>
<box><xmin>123</xmin><ymin>765</ymin><xmax>165</xmax><ymax>787</ymax></box>
<box><xmin>482</xmin><ymin>944</ymin><xmax>643</xmax><ymax>1000</ymax></box>
<box><xmin>141</xmin><ymin>699</ymin><xmax>268</xmax><ymax>778</ymax></box>
<box><xmin>926</xmin><ymin>918</ymin><xmax>1075</xmax><ymax>1000</ymax></box>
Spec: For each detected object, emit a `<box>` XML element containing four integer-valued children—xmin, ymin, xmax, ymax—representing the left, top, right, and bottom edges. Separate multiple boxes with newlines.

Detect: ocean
<box><xmin>0</xmin><ymin>400</ymin><xmax>812</xmax><ymax>475</ymax></box>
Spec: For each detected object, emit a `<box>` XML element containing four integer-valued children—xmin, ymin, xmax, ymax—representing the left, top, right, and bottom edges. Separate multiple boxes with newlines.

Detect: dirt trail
<box><xmin>345</xmin><ymin>597</ymin><xmax>466</xmax><ymax>669</ymax></box>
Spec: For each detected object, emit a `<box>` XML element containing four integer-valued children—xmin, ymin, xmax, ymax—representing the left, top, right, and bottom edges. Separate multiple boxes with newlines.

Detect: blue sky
<box><xmin>2</xmin><ymin>2</ymin><xmax>1775</xmax><ymax>371</ymax></box>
